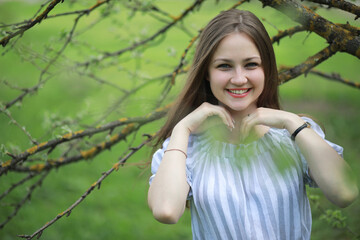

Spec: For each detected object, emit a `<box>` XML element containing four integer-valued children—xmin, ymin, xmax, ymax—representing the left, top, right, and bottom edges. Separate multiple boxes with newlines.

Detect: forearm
<box><xmin>148</xmin><ymin>123</ymin><xmax>191</xmax><ymax>223</ymax></box>
<box><xmin>286</xmin><ymin>117</ymin><xmax>358</xmax><ymax>207</ymax></box>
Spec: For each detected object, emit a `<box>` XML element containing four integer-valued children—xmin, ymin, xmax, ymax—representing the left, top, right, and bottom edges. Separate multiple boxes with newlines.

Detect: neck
<box><xmin>208</xmin><ymin>124</ymin><xmax>267</xmax><ymax>145</ymax></box>
<box><xmin>210</xmin><ymin>104</ymin><xmax>268</xmax><ymax>144</ymax></box>
<box><xmin>229</xmin><ymin>106</ymin><xmax>257</xmax><ymax>124</ymax></box>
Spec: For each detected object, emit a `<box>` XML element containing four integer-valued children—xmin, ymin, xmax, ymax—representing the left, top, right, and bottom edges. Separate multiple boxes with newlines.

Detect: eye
<box><xmin>217</xmin><ymin>63</ymin><xmax>232</xmax><ymax>70</ymax></box>
<box><xmin>245</xmin><ymin>62</ymin><xmax>260</xmax><ymax>69</ymax></box>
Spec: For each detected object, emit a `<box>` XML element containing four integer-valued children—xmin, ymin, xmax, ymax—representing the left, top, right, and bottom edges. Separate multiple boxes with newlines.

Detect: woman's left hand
<box><xmin>240</xmin><ymin>108</ymin><xmax>358</xmax><ymax>208</ymax></box>
<box><xmin>239</xmin><ymin>107</ymin><xmax>304</xmax><ymax>140</ymax></box>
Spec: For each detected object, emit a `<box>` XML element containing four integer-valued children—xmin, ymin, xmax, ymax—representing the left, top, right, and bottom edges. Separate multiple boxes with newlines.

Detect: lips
<box><xmin>226</xmin><ymin>88</ymin><xmax>251</xmax><ymax>98</ymax></box>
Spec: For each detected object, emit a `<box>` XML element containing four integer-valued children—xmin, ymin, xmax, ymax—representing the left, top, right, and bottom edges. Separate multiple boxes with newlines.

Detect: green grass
<box><xmin>0</xmin><ymin>0</ymin><xmax>359</xmax><ymax>239</ymax></box>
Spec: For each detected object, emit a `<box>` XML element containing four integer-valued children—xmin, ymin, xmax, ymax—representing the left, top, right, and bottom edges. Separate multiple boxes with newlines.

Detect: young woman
<box><xmin>147</xmin><ymin>9</ymin><xmax>358</xmax><ymax>239</ymax></box>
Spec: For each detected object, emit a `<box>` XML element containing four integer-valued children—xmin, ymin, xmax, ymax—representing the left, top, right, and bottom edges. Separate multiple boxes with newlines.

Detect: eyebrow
<box><xmin>213</xmin><ymin>56</ymin><xmax>261</xmax><ymax>63</ymax></box>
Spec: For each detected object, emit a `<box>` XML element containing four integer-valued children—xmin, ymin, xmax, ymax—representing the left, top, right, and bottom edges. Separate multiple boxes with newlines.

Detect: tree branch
<box><xmin>0</xmin><ymin>103</ymin><xmax>172</xmax><ymax>176</ymax></box>
<box><xmin>0</xmin><ymin>106</ymin><xmax>39</xmax><ymax>145</ymax></box>
<box><xmin>18</xmin><ymin>135</ymin><xmax>153</xmax><ymax>239</ymax></box>
<box><xmin>278</xmin><ymin>44</ymin><xmax>338</xmax><ymax>83</ymax></box>
<box><xmin>78</xmin><ymin>0</ymin><xmax>205</xmax><ymax>67</ymax></box>
<box><xmin>271</xmin><ymin>25</ymin><xmax>307</xmax><ymax>44</ymax></box>
<box><xmin>3</xmin><ymin>1</ymin><xmax>112</xmax><ymax>110</ymax></box>
<box><xmin>0</xmin><ymin>0</ymin><xmax>64</xmax><ymax>47</ymax></box>
<box><xmin>11</xmin><ymin>123</ymin><xmax>142</xmax><ymax>173</ymax></box>
<box><xmin>309</xmin><ymin>69</ymin><xmax>360</xmax><ymax>89</ymax></box>
<box><xmin>260</xmin><ymin>0</ymin><xmax>360</xmax><ymax>59</ymax></box>
<box><xmin>0</xmin><ymin>171</ymin><xmax>49</xmax><ymax>230</ymax></box>
<box><xmin>3</xmin><ymin>76</ymin><xmax>51</xmax><ymax>110</ymax></box>
<box><xmin>0</xmin><ymin>173</ymin><xmax>37</xmax><ymax>201</ymax></box>
<box><xmin>304</xmin><ymin>0</ymin><xmax>360</xmax><ymax>19</ymax></box>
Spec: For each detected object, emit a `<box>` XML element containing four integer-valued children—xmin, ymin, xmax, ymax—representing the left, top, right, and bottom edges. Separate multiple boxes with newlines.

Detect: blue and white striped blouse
<box><xmin>150</xmin><ymin>117</ymin><xmax>343</xmax><ymax>239</ymax></box>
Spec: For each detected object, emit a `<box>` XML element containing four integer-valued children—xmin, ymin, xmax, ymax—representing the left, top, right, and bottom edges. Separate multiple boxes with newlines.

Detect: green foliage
<box><xmin>320</xmin><ymin>210</ymin><xmax>347</xmax><ymax>229</ymax></box>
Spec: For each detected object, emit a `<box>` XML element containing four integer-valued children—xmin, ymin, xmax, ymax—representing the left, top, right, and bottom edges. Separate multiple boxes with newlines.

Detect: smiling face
<box><xmin>208</xmin><ymin>32</ymin><xmax>265</xmax><ymax>116</ymax></box>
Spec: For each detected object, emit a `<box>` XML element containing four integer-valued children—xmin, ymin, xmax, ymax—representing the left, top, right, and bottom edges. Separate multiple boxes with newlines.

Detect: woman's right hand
<box><xmin>176</xmin><ymin>102</ymin><xmax>235</xmax><ymax>134</ymax></box>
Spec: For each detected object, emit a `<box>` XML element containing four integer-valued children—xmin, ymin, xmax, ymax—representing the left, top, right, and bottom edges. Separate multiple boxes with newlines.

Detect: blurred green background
<box><xmin>0</xmin><ymin>0</ymin><xmax>359</xmax><ymax>239</ymax></box>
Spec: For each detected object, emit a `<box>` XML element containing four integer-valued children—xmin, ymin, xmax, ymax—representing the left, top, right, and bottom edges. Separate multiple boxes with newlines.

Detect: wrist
<box><xmin>173</xmin><ymin>121</ymin><xmax>191</xmax><ymax>137</ymax></box>
<box><xmin>291</xmin><ymin>122</ymin><xmax>311</xmax><ymax>141</ymax></box>
<box><xmin>284</xmin><ymin>114</ymin><xmax>306</xmax><ymax>134</ymax></box>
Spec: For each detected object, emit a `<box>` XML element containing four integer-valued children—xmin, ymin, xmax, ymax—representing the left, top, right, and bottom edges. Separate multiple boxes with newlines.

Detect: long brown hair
<box><xmin>155</xmin><ymin>9</ymin><xmax>280</xmax><ymax>146</ymax></box>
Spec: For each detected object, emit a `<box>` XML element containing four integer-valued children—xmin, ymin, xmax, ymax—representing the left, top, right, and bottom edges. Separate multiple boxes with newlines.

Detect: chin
<box><xmin>226</xmin><ymin>105</ymin><xmax>249</xmax><ymax>112</ymax></box>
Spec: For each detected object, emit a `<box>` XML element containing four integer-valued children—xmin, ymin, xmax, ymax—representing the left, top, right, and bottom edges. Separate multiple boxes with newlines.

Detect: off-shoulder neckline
<box><xmin>194</xmin><ymin>127</ymin><xmax>287</xmax><ymax>147</ymax></box>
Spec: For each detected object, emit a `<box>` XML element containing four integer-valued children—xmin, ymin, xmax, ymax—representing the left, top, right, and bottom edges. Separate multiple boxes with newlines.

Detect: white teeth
<box><xmin>228</xmin><ymin>89</ymin><xmax>249</xmax><ymax>94</ymax></box>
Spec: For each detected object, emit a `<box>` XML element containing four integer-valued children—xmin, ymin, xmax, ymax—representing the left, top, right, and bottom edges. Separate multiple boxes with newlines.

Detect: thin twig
<box><xmin>18</xmin><ymin>135</ymin><xmax>153</xmax><ymax>239</ymax></box>
<box><xmin>260</xmin><ymin>0</ymin><xmax>360</xmax><ymax>59</ymax></box>
<box><xmin>0</xmin><ymin>106</ymin><xmax>39</xmax><ymax>145</ymax></box>
<box><xmin>78</xmin><ymin>0</ymin><xmax>205</xmax><ymax>67</ymax></box>
<box><xmin>0</xmin><ymin>173</ymin><xmax>37</xmax><ymax>201</ymax></box>
<box><xmin>3</xmin><ymin>76</ymin><xmax>51</xmax><ymax>110</ymax></box>
<box><xmin>0</xmin><ymin>171</ymin><xmax>49</xmax><ymax>230</ymax></box>
<box><xmin>279</xmin><ymin>44</ymin><xmax>338</xmax><ymax>84</ymax></box>
<box><xmin>0</xmin><ymin>0</ymin><xmax>64</xmax><ymax>47</ymax></box>
<box><xmin>304</xmin><ymin>0</ymin><xmax>360</xmax><ymax>19</ymax></box>
<box><xmin>3</xmin><ymin>1</ymin><xmax>111</xmax><ymax>110</ymax></box>
<box><xmin>271</xmin><ymin>25</ymin><xmax>307</xmax><ymax>44</ymax></box>
<box><xmin>0</xmin><ymin>104</ymin><xmax>171</xmax><ymax>175</ymax></box>
<box><xmin>309</xmin><ymin>69</ymin><xmax>360</xmax><ymax>89</ymax></box>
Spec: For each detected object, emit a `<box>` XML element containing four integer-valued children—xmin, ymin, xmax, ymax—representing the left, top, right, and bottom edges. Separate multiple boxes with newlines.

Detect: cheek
<box><xmin>208</xmin><ymin>71</ymin><xmax>227</xmax><ymax>98</ymax></box>
<box><xmin>209</xmin><ymin>70</ymin><xmax>229</xmax><ymax>86</ymax></box>
<box><xmin>249</xmin><ymin>70</ymin><xmax>265</xmax><ymax>90</ymax></box>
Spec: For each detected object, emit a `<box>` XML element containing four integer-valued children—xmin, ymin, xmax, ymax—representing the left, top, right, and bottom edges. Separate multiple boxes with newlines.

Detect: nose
<box><xmin>230</xmin><ymin>67</ymin><xmax>247</xmax><ymax>85</ymax></box>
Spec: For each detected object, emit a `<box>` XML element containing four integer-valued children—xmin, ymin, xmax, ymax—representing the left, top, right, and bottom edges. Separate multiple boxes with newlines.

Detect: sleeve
<box><xmin>297</xmin><ymin>117</ymin><xmax>344</xmax><ymax>188</ymax></box>
<box><xmin>149</xmin><ymin>137</ymin><xmax>193</xmax><ymax>199</ymax></box>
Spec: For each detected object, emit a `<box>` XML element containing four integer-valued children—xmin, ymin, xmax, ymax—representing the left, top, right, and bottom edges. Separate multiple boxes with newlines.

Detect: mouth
<box><xmin>226</xmin><ymin>88</ymin><xmax>251</xmax><ymax>98</ymax></box>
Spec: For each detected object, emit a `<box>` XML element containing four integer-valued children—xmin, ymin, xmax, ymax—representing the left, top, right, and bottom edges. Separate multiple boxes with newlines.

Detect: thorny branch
<box><xmin>1</xmin><ymin>0</ymin><xmax>111</xmax><ymax>110</ymax></box>
<box><xmin>0</xmin><ymin>171</ymin><xmax>49</xmax><ymax>230</ymax></box>
<box><xmin>77</xmin><ymin>0</ymin><xmax>205</xmax><ymax>67</ymax></box>
<box><xmin>0</xmin><ymin>106</ymin><xmax>39</xmax><ymax>145</ymax></box>
<box><xmin>279</xmin><ymin>44</ymin><xmax>339</xmax><ymax>83</ymax></box>
<box><xmin>3</xmin><ymin>76</ymin><xmax>52</xmax><ymax>110</ymax></box>
<box><xmin>260</xmin><ymin>0</ymin><xmax>360</xmax><ymax>59</ymax></box>
<box><xmin>18</xmin><ymin>135</ymin><xmax>153</xmax><ymax>240</ymax></box>
<box><xmin>271</xmin><ymin>25</ymin><xmax>307</xmax><ymax>44</ymax></box>
<box><xmin>0</xmin><ymin>173</ymin><xmax>37</xmax><ymax>201</ymax></box>
<box><xmin>0</xmin><ymin>103</ymin><xmax>171</xmax><ymax>176</ymax></box>
<box><xmin>90</xmin><ymin>75</ymin><xmax>168</xmax><ymax>126</ymax></box>
<box><xmin>9</xmin><ymin>108</ymin><xmax>167</xmax><ymax>173</ymax></box>
<box><xmin>0</xmin><ymin>0</ymin><xmax>64</xmax><ymax>47</ymax></box>
<box><xmin>309</xmin><ymin>69</ymin><xmax>360</xmax><ymax>89</ymax></box>
<box><xmin>304</xmin><ymin>0</ymin><xmax>360</xmax><ymax>19</ymax></box>
<box><xmin>279</xmin><ymin>65</ymin><xmax>360</xmax><ymax>88</ymax></box>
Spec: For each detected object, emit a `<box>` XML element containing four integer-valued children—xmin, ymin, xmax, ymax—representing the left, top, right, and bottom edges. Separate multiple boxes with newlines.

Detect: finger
<box><xmin>240</xmin><ymin>113</ymin><xmax>257</xmax><ymax>141</ymax></box>
<box><xmin>217</xmin><ymin>107</ymin><xmax>235</xmax><ymax>130</ymax></box>
<box><xmin>191</xmin><ymin>103</ymin><xmax>234</xmax><ymax>133</ymax></box>
<box><xmin>244</xmin><ymin>115</ymin><xmax>255</xmax><ymax>138</ymax></box>
<box><xmin>207</xmin><ymin>106</ymin><xmax>234</xmax><ymax>130</ymax></box>
<box><xmin>202</xmin><ymin>115</ymin><xmax>224</xmax><ymax>129</ymax></box>
<box><xmin>239</xmin><ymin>114</ymin><xmax>248</xmax><ymax>141</ymax></box>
